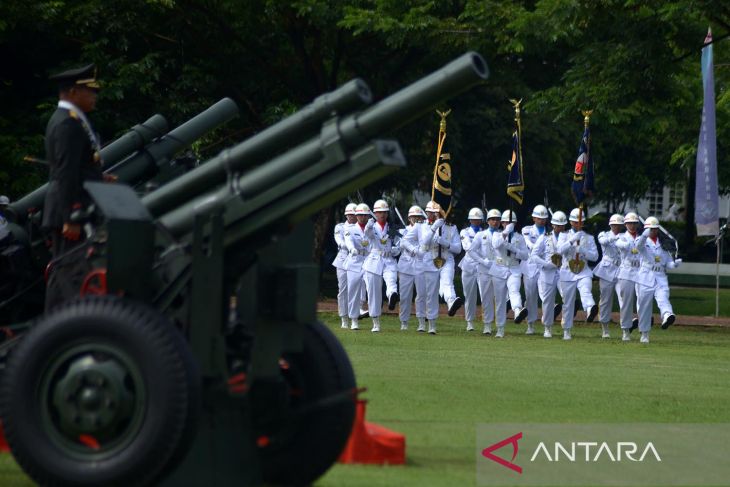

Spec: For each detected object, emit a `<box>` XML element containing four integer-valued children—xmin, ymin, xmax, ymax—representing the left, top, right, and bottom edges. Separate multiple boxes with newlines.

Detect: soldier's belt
<box><xmin>642</xmin><ymin>265</ymin><xmax>664</xmax><ymax>273</ymax></box>
<box><xmin>371</xmin><ymin>250</ymin><xmax>392</xmax><ymax>257</ymax></box>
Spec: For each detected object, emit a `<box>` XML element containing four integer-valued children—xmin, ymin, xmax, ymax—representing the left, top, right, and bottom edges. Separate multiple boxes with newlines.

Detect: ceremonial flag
<box><xmin>571</xmin><ymin>117</ymin><xmax>594</xmax><ymax>205</ymax></box>
<box><xmin>507</xmin><ymin>102</ymin><xmax>524</xmax><ymax>205</ymax></box>
<box><xmin>432</xmin><ymin>110</ymin><xmax>453</xmax><ymax>217</ymax></box>
<box><xmin>695</xmin><ymin>27</ymin><xmax>719</xmax><ymax>236</ymax></box>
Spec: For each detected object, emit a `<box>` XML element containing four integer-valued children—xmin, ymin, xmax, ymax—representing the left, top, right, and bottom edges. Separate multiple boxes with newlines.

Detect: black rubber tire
<box><xmin>0</xmin><ymin>296</ymin><xmax>197</xmax><ymax>487</ymax></box>
<box><xmin>257</xmin><ymin>321</ymin><xmax>356</xmax><ymax>486</ymax></box>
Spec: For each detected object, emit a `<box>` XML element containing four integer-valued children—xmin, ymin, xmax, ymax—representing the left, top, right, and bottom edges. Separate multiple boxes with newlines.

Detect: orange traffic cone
<box><xmin>338</xmin><ymin>399</ymin><xmax>405</xmax><ymax>465</ymax></box>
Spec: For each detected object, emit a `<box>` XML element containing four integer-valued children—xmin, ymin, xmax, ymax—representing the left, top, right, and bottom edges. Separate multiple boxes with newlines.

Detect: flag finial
<box><xmin>582</xmin><ymin>109</ymin><xmax>593</xmax><ymax>128</ymax></box>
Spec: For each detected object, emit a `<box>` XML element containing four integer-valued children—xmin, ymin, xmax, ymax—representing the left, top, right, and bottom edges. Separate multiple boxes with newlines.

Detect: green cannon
<box><xmin>0</xmin><ymin>99</ymin><xmax>239</xmax><ymax>326</ymax></box>
<box><xmin>0</xmin><ymin>52</ymin><xmax>488</xmax><ymax>487</ymax></box>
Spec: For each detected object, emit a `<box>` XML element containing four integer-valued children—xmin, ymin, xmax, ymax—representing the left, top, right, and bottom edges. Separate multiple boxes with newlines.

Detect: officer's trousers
<box><xmin>617</xmin><ymin>278</ymin><xmax>638</xmax><ymax>329</ymax></box>
<box><xmin>336</xmin><ymin>268</ymin><xmax>348</xmax><ymax>318</ymax></box>
<box><xmin>398</xmin><ymin>272</ymin><xmax>425</xmax><ymax>323</ymax></box>
<box><xmin>538</xmin><ymin>274</ymin><xmax>560</xmax><ymax>326</ymax></box>
<box><xmin>478</xmin><ymin>271</ymin><xmax>495</xmax><ymax>324</ymax></box>
<box><xmin>363</xmin><ymin>270</ymin><xmax>384</xmax><ymax>318</ymax></box>
<box><xmin>346</xmin><ymin>269</ymin><xmax>365</xmax><ymax>319</ymax></box>
<box><xmin>560</xmin><ymin>276</ymin><xmax>594</xmax><ymax>329</ymax></box>
<box><xmin>598</xmin><ymin>277</ymin><xmax>621</xmax><ymax>324</ymax></box>
<box><xmin>417</xmin><ymin>270</ymin><xmax>440</xmax><ymax>320</ymax></box>
<box><xmin>523</xmin><ymin>273</ymin><xmax>539</xmax><ymax>324</ymax></box>
<box><xmin>438</xmin><ymin>260</ymin><xmax>457</xmax><ymax>305</ymax></box>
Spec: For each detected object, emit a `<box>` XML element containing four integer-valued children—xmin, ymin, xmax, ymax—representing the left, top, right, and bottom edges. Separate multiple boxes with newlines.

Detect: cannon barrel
<box><xmin>143</xmin><ymin>79</ymin><xmax>372</xmax><ymax>216</ymax></box>
<box><xmin>157</xmin><ymin>52</ymin><xmax>488</xmax><ymax>237</ymax></box>
<box><xmin>106</xmin><ymin>97</ymin><xmax>239</xmax><ymax>186</ymax></box>
<box><xmin>9</xmin><ymin>114</ymin><xmax>169</xmax><ymax>222</ymax></box>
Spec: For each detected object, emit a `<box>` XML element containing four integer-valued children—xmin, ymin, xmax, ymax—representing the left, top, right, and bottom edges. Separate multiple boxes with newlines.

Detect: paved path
<box><xmin>316</xmin><ymin>298</ymin><xmax>730</xmax><ymax>328</ymax></box>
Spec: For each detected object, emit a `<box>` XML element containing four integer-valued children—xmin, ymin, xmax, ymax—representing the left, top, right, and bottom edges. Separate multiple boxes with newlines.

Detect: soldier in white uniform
<box><xmin>614</xmin><ymin>212</ymin><xmax>646</xmax><ymax>341</ymax></box>
<box><xmin>397</xmin><ymin>206</ymin><xmax>426</xmax><ymax>331</ymax></box>
<box><xmin>343</xmin><ymin>203</ymin><xmax>372</xmax><ymax>330</ymax></box>
<box><xmin>333</xmin><ymin>203</ymin><xmax>358</xmax><ymax>328</ymax></box>
<box><xmin>465</xmin><ymin>208</ymin><xmax>501</xmax><ymax>335</ymax></box>
<box><xmin>635</xmin><ymin>216</ymin><xmax>682</xmax><ymax>343</ymax></box>
<box><xmin>593</xmin><ymin>214</ymin><xmax>625</xmax><ymax>338</ymax></box>
<box><xmin>401</xmin><ymin>201</ymin><xmax>451</xmax><ymax>334</ymax></box>
<box><xmin>428</xmin><ymin>204</ymin><xmax>464</xmax><ymax>317</ymax></box>
<box><xmin>529</xmin><ymin>210</ymin><xmax>567</xmax><ymax>338</ymax></box>
<box><xmin>521</xmin><ymin>204</ymin><xmax>549</xmax><ymax>334</ymax></box>
<box><xmin>490</xmin><ymin>210</ymin><xmax>529</xmax><ymax>338</ymax></box>
<box><xmin>557</xmin><ymin>208</ymin><xmax>599</xmax><ymax>340</ymax></box>
<box><xmin>459</xmin><ymin>208</ymin><xmax>484</xmax><ymax>331</ymax></box>
<box><xmin>362</xmin><ymin>199</ymin><xmax>398</xmax><ymax>332</ymax></box>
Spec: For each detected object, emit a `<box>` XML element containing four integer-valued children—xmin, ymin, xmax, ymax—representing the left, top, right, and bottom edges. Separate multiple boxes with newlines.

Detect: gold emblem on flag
<box><xmin>551</xmin><ymin>254</ymin><xmax>563</xmax><ymax>267</ymax></box>
<box><xmin>569</xmin><ymin>257</ymin><xmax>585</xmax><ymax>274</ymax></box>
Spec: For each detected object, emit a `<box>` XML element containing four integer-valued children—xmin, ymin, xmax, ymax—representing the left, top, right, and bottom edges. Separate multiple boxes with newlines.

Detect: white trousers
<box><xmin>462</xmin><ymin>270</ymin><xmax>478</xmax><ymax>322</ymax></box>
<box><xmin>560</xmin><ymin>276</ymin><xmax>595</xmax><ymax>329</ymax></box>
<box><xmin>636</xmin><ymin>283</ymin><xmax>655</xmax><ymax>332</ymax></box>
<box><xmin>598</xmin><ymin>277</ymin><xmax>621</xmax><ymax>324</ymax></box>
<box><xmin>491</xmin><ymin>275</ymin><xmax>518</xmax><ymax>326</ymax></box>
<box><xmin>438</xmin><ymin>260</ymin><xmax>457</xmax><ymax>304</ymax></box>
<box><xmin>346</xmin><ymin>269</ymin><xmax>365</xmax><ymax>319</ymax></box>
<box><xmin>399</xmin><ymin>272</ymin><xmax>425</xmax><ymax>322</ymax></box>
<box><xmin>523</xmin><ymin>273</ymin><xmax>539</xmax><ymax>324</ymax></box>
<box><xmin>384</xmin><ymin>267</ymin><xmax>398</xmax><ymax>300</ymax></box>
<box><xmin>478</xmin><ymin>272</ymin><xmax>495</xmax><ymax>324</ymax></box>
<box><xmin>538</xmin><ymin>275</ymin><xmax>559</xmax><ymax>326</ymax></box>
<box><xmin>363</xmin><ymin>271</ymin><xmax>384</xmax><ymax>318</ymax></box>
<box><xmin>507</xmin><ymin>273</ymin><xmax>523</xmax><ymax>310</ymax></box>
<box><xmin>654</xmin><ymin>283</ymin><xmax>674</xmax><ymax>318</ymax></box>
<box><xmin>617</xmin><ymin>278</ymin><xmax>638</xmax><ymax>329</ymax></box>
<box><xmin>418</xmin><ymin>270</ymin><xmax>441</xmax><ymax>320</ymax></box>
<box><xmin>336</xmin><ymin>267</ymin><xmax>348</xmax><ymax>318</ymax></box>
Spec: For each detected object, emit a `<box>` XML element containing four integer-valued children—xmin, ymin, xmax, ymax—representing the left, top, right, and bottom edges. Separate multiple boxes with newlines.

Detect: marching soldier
<box><xmin>426</xmin><ymin>203</ymin><xmax>464</xmax><ymax>317</ymax></box>
<box><xmin>593</xmin><ymin>214</ymin><xmax>625</xmax><ymax>338</ymax></box>
<box><xmin>614</xmin><ymin>212</ymin><xmax>646</xmax><ymax>341</ymax></box>
<box><xmin>343</xmin><ymin>203</ymin><xmax>372</xmax><ymax>330</ymax></box>
<box><xmin>465</xmin><ymin>208</ymin><xmax>501</xmax><ymax>335</ymax></box>
<box><xmin>397</xmin><ymin>206</ymin><xmax>426</xmax><ymax>330</ymax></box>
<box><xmin>529</xmin><ymin>211</ymin><xmax>567</xmax><ymax>338</ymax></box>
<box><xmin>333</xmin><ymin>203</ymin><xmax>358</xmax><ymax>328</ymax></box>
<box><xmin>362</xmin><ymin>199</ymin><xmax>398</xmax><ymax>332</ymax></box>
<box><xmin>635</xmin><ymin>216</ymin><xmax>682</xmax><ymax>343</ymax></box>
<box><xmin>557</xmin><ymin>208</ymin><xmax>599</xmax><ymax>340</ymax></box>
<box><xmin>521</xmin><ymin>204</ymin><xmax>549</xmax><ymax>334</ymax></box>
<box><xmin>490</xmin><ymin>210</ymin><xmax>529</xmax><ymax>337</ymax></box>
<box><xmin>459</xmin><ymin>208</ymin><xmax>484</xmax><ymax>331</ymax></box>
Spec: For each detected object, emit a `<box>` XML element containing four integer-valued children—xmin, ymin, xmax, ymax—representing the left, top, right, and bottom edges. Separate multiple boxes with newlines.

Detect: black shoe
<box><xmin>448</xmin><ymin>297</ymin><xmax>464</xmax><ymax>317</ymax></box>
<box><xmin>554</xmin><ymin>303</ymin><xmax>562</xmax><ymax>319</ymax></box>
<box><xmin>573</xmin><ymin>301</ymin><xmax>579</xmax><ymax>318</ymax></box>
<box><xmin>630</xmin><ymin>317</ymin><xmax>638</xmax><ymax>333</ymax></box>
<box><xmin>388</xmin><ymin>292</ymin><xmax>400</xmax><ymax>310</ymax></box>
<box><xmin>358</xmin><ymin>311</ymin><xmax>370</xmax><ymax>320</ymax></box>
<box><xmin>661</xmin><ymin>314</ymin><xmax>675</xmax><ymax>330</ymax></box>
<box><xmin>587</xmin><ymin>305</ymin><xmax>598</xmax><ymax>323</ymax></box>
<box><xmin>514</xmin><ymin>307</ymin><xmax>528</xmax><ymax>324</ymax></box>
<box><xmin>506</xmin><ymin>299</ymin><xmax>511</xmax><ymax>311</ymax></box>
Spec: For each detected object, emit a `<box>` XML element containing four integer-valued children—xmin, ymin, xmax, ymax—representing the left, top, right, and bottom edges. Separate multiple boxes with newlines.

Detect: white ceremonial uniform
<box><xmin>465</xmin><ymin>228</ymin><xmax>498</xmax><ymax>327</ymax></box>
<box><xmin>530</xmin><ymin>231</ymin><xmax>562</xmax><ymax>327</ymax></box>
<box><xmin>401</xmin><ymin>221</ymin><xmax>441</xmax><ymax>321</ymax></box>
<box><xmin>614</xmin><ymin>232</ymin><xmax>648</xmax><ymax>330</ymax></box>
<box><xmin>436</xmin><ymin>223</ymin><xmax>462</xmax><ymax>309</ymax></box>
<box><xmin>557</xmin><ymin>229</ymin><xmax>598</xmax><ymax>330</ymax></box>
<box><xmin>635</xmin><ymin>237</ymin><xmax>678</xmax><ymax>333</ymax></box>
<box><xmin>459</xmin><ymin>226</ymin><xmax>481</xmax><ymax>324</ymax></box>
<box><xmin>331</xmin><ymin>222</ymin><xmax>350</xmax><ymax>320</ymax></box>
<box><xmin>343</xmin><ymin>222</ymin><xmax>370</xmax><ymax>320</ymax></box>
<box><xmin>362</xmin><ymin>221</ymin><xmax>397</xmax><ymax>318</ymax></box>
<box><xmin>490</xmin><ymin>230</ymin><xmax>528</xmax><ymax>326</ymax></box>
<box><xmin>521</xmin><ymin>225</ymin><xmax>545</xmax><ymax>326</ymax></box>
<box><xmin>397</xmin><ymin>225</ymin><xmax>425</xmax><ymax>324</ymax></box>
<box><xmin>594</xmin><ymin>230</ymin><xmax>623</xmax><ymax>324</ymax></box>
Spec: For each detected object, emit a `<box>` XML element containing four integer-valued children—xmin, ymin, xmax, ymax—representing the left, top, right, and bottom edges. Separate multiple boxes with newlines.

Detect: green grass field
<box><xmin>2</xmin><ymin>287</ymin><xmax>729</xmax><ymax>486</ymax></box>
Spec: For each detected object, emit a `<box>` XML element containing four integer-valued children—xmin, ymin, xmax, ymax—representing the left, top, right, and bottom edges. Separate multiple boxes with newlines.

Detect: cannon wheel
<box><xmin>0</xmin><ymin>296</ymin><xmax>199</xmax><ymax>487</ymax></box>
<box><xmin>256</xmin><ymin>321</ymin><xmax>356</xmax><ymax>485</ymax></box>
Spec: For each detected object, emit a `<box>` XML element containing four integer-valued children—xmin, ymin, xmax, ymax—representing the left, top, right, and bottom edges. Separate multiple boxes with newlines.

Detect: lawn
<box><xmin>1</xmin><ymin>290</ymin><xmax>729</xmax><ymax>487</ymax></box>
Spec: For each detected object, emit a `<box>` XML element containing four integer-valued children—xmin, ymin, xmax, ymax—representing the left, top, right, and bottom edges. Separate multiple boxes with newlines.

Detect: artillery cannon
<box><xmin>0</xmin><ymin>52</ymin><xmax>488</xmax><ymax>486</ymax></box>
<box><xmin>0</xmin><ymin>99</ymin><xmax>239</xmax><ymax>326</ymax></box>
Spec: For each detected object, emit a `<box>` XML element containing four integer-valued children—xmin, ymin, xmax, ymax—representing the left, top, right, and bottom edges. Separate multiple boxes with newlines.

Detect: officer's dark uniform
<box><xmin>43</xmin><ymin>64</ymin><xmax>103</xmax><ymax>310</ymax></box>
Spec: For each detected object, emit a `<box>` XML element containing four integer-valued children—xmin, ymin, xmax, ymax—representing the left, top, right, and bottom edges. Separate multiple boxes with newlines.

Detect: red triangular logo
<box><xmin>481</xmin><ymin>432</ymin><xmax>523</xmax><ymax>474</ymax></box>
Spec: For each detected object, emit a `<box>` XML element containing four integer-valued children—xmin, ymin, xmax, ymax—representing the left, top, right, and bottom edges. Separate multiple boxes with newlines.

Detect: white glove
<box><xmin>570</xmin><ymin>231</ymin><xmax>583</xmax><ymax>243</ymax></box>
<box><xmin>432</xmin><ymin>218</ymin><xmax>445</xmax><ymax>231</ymax></box>
<box><xmin>482</xmin><ymin>258</ymin><xmax>491</xmax><ymax>267</ymax></box>
<box><xmin>544</xmin><ymin>262</ymin><xmax>557</xmax><ymax>270</ymax></box>
<box><xmin>673</xmin><ymin>258</ymin><xmax>682</xmax><ymax>268</ymax></box>
<box><xmin>502</xmin><ymin>223</ymin><xmax>515</xmax><ymax>236</ymax></box>
<box><xmin>610</xmin><ymin>234</ymin><xmax>620</xmax><ymax>242</ymax></box>
<box><xmin>438</xmin><ymin>235</ymin><xmax>450</xmax><ymax>246</ymax></box>
<box><xmin>365</xmin><ymin>218</ymin><xmax>375</xmax><ymax>231</ymax></box>
<box><xmin>642</xmin><ymin>228</ymin><xmax>651</xmax><ymax>237</ymax></box>
<box><xmin>349</xmin><ymin>247</ymin><xmax>358</xmax><ymax>256</ymax></box>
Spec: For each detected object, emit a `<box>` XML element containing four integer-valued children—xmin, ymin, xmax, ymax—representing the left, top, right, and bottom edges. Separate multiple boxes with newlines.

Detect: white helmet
<box><xmin>373</xmin><ymin>199</ymin><xmax>390</xmax><ymax>212</ymax></box>
<box><xmin>532</xmin><ymin>204</ymin><xmax>549</xmax><ymax>219</ymax></box>
<box><xmin>609</xmin><ymin>213</ymin><xmax>624</xmax><ymax>225</ymax></box>
<box><xmin>355</xmin><ymin>203</ymin><xmax>370</xmax><ymax>215</ymax></box>
<box><xmin>551</xmin><ymin>211</ymin><xmax>568</xmax><ymax>226</ymax></box>
<box><xmin>468</xmin><ymin>207</ymin><xmax>484</xmax><ymax>221</ymax></box>
<box><xmin>569</xmin><ymin>208</ymin><xmax>586</xmax><ymax>222</ymax></box>
<box><xmin>0</xmin><ymin>195</ymin><xmax>9</xmax><ymax>205</ymax></box>
<box><xmin>408</xmin><ymin>205</ymin><xmax>424</xmax><ymax>217</ymax></box>
<box><xmin>624</xmin><ymin>212</ymin><xmax>640</xmax><ymax>223</ymax></box>
<box><xmin>644</xmin><ymin>216</ymin><xmax>660</xmax><ymax>228</ymax></box>
<box><xmin>344</xmin><ymin>203</ymin><xmax>357</xmax><ymax>215</ymax></box>
<box><xmin>425</xmin><ymin>201</ymin><xmax>442</xmax><ymax>214</ymax></box>
<box><xmin>486</xmin><ymin>209</ymin><xmax>501</xmax><ymax>220</ymax></box>
<box><xmin>500</xmin><ymin>210</ymin><xmax>518</xmax><ymax>223</ymax></box>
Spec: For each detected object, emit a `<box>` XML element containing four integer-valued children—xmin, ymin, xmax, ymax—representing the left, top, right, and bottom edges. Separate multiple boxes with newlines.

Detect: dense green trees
<box><xmin>1</xmin><ymin>0</ymin><xmax>727</xmax><ymax>223</ymax></box>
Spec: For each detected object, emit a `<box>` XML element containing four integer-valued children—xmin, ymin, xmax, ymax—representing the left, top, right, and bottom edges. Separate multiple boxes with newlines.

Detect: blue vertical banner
<box><xmin>695</xmin><ymin>28</ymin><xmax>719</xmax><ymax>236</ymax></box>
<box><xmin>570</xmin><ymin>114</ymin><xmax>594</xmax><ymax>205</ymax></box>
<box><xmin>507</xmin><ymin>99</ymin><xmax>525</xmax><ymax>205</ymax></box>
